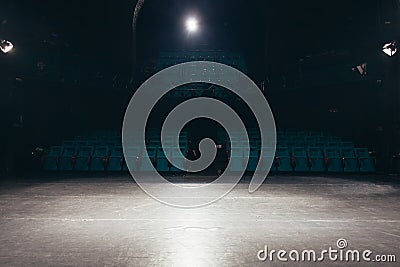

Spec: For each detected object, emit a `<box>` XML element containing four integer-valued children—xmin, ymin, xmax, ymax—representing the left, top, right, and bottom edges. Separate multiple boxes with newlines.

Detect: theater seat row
<box><xmin>43</xmin><ymin>130</ymin><xmax>190</xmax><ymax>172</ymax></box>
<box><xmin>271</xmin><ymin>147</ymin><xmax>375</xmax><ymax>173</ymax></box>
<box><xmin>43</xmin><ymin>145</ymin><xmax>190</xmax><ymax>172</ymax></box>
<box><xmin>218</xmin><ymin>129</ymin><xmax>376</xmax><ymax>173</ymax></box>
<box><xmin>226</xmin><ymin>147</ymin><xmax>375</xmax><ymax>173</ymax></box>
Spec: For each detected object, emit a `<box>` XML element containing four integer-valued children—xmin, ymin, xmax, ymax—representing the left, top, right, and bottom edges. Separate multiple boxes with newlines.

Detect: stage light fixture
<box><xmin>0</xmin><ymin>39</ymin><xmax>14</xmax><ymax>54</ymax></box>
<box><xmin>382</xmin><ymin>41</ymin><xmax>397</xmax><ymax>57</ymax></box>
<box><xmin>186</xmin><ymin>17</ymin><xmax>199</xmax><ymax>33</ymax></box>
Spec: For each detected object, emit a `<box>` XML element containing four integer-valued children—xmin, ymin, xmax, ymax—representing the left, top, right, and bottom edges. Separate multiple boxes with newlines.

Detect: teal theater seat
<box><xmin>308</xmin><ymin>147</ymin><xmax>325</xmax><ymax>172</ymax></box>
<box><xmin>75</xmin><ymin>146</ymin><xmax>94</xmax><ymax>171</ymax></box>
<box><xmin>259</xmin><ymin>148</ymin><xmax>275</xmax><ymax>172</ymax></box>
<box><xmin>62</xmin><ymin>140</ymin><xmax>75</xmax><ymax>147</ymax></box>
<box><xmin>327</xmin><ymin>142</ymin><xmax>340</xmax><ymax>148</ymax></box>
<box><xmin>314</xmin><ymin>141</ymin><xmax>327</xmax><ymax>148</ymax></box>
<box><xmin>229</xmin><ymin>155</ymin><xmax>245</xmax><ymax>172</ymax></box>
<box><xmin>155</xmin><ymin>148</ymin><xmax>169</xmax><ymax>172</ymax></box>
<box><xmin>330</xmin><ymin>136</ymin><xmax>342</xmax><ymax>142</ymax></box>
<box><xmin>341</xmin><ymin>148</ymin><xmax>358</xmax><ymax>172</ymax></box>
<box><xmin>124</xmin><ymin>147</ymin><xmax>141</xmax><ymax>171</ymax></box>
<box><xmin>341</xmin><ymin>142</ymin><xmax>355</xmax><ymax>149</ymax></box>
<box><xmin>74</xmin><ymin>141</ymin><xmax>88</xmax><ymax>148</ymax></box>
<box><xmin>108</xmin><ymin>146</ymin><xmax>124</xmax><ymax>171</ymax></box>
<box><xmin>229</xmin><ymin>146</ymin><xmax>247</xmax><ymax>172</ymax></box>
<box><xmin>91</xmin><ymin>146</ymin><xmax>109</xmax><ymax>171</ymax></box>
<box><xmin>356</xmin><ymin>148</ymin><xmax>375</xmax><ymax>173</ymax></box>
<box><xmin>292</xmin><ymin>147</ymin><xmax>309</xmax><ymax>172</ymax></box>
<box><xmin>275</xmin><ymin>147</ymin><xmax>292</xmax><ymax>172</ymax></box>
<box><xmin>43</xmin><ymin>146</ymin><xmax>62</xmax><ymax>171</ymax></box>
<box><xmin>170</xmin><ymin>148</ymin><xmax>186</xmax><ymax>172</ymax></box>
<box><xmin>324</xmin><ymin>148</ymin><xmax>342</xmax><ymax>172</ymax></box>
<box><xmin>59</xmin><ymin>146</ymin><xmax>77</xmax><ymax>171</ymax></box>
<box><xmin>136</xmin><ymin>148</ymin><xmax>156</xmax><ymax>172</ymax></box>
<box><xmin>246</xmin><ymin>149</ymin><xmax>259</xmax><ymax>172</ymax></box>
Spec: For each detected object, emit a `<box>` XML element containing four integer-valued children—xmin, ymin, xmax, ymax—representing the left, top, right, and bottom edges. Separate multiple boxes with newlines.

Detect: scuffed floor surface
<box><xmin>0</xmin><ymin>174</ymin><xmax>399</xmax><ymax>266</ymax></box>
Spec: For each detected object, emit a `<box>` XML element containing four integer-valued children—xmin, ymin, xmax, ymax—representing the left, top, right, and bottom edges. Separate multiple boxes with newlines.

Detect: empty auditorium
<box><xmin>1</xmin><ymin>0</ymin><xmax>400</xmax><ymax>266</ymax></box>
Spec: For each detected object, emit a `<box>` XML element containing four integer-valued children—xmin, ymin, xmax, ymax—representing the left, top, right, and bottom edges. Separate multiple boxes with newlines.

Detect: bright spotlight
<box><xmin>185</xmin><ymin>17</ymin><xmax>199</xmax><ymax>33</ymax></box>
<box><xmin>0</xmin><ymin>39</ymin><xmax>14</xmax><ymax>54</ymax></box>
<box><xmin>382</xmin><ymin>41</ymin><xmax>397</xmax><ymax>57</ymax></box>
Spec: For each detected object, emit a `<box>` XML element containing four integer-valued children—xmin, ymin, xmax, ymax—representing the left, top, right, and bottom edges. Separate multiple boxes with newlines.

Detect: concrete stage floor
<box><xmin>0</xmin><ymin>174</ymin><xmax>399</xmax><ymax>266</ymax></box>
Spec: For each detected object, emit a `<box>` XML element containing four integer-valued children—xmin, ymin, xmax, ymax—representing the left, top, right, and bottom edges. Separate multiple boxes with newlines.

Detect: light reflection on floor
<box><xmin>0</xmin><ymin>175</ymin><xmax>399</xmax><ymax>266</ymax></box>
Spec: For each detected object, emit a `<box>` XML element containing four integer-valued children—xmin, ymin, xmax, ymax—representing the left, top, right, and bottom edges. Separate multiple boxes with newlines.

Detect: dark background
<box><xmin>0</xmin><ymin>0</ymin><xmax>399</xmax><ymax>171</ymax></box>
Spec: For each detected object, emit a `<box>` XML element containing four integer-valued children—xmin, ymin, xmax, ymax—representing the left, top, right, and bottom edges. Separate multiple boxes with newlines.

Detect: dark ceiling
<box><xmin>0</xmin><ymin>0</ymin><xmax>399</xmax><ymax>86</ymax></box>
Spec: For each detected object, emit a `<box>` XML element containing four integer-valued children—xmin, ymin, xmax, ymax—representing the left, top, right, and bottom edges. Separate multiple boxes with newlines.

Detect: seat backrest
<box><xmin>341</xmin><ymin>142</ymin><xmax>355</xmax><ymax>148</ymax></box>
<box><xmin>261</xmin><ymin>147</ymin><xmax>275</xmax><ymax>156</ymax></box>
<box><xmin>313</xmin><ymin>142</ymin><xmax>326</xmax><ymax>148</ymax></box>
<box><xmin>104</xmin><ymin>141</ymin><xmax>119</xmax><ymax>147</ymax></box>
<box><xmin>110</xmin><ymin>146</ymin><xmax>123</xmax><ymax>157</ymax></box>
<box><xmin>125</xmin><ymin>147</ymin><xmax>140</xmax><ymax>158</ymax></box>
<box><xmin>250</xmin><ymin>140</ymin><xmax>260</xmax><ymax>149</ymax></box>
<box><xmin>48</xmin><ymin>146</ymin><xmax>62</xmax><ymax>156</ymax></box>
<box><xmin>155</xmin><ymin>148</ymin><xmax>167</xmax><ymax>158</ymax></box>
<box><xmin>292</xmin><ymin>147</ymin><xmax>307</xmax><ymax>157</ymax></box>
<box><xmin>316</xmin><ymin>136</ymin><xmax>329</xmax><ymax>142</ymax></box>
<box><xmin>171</xmin><ymin>148</ymin><xmax>185</xmax><ymax>157</ymax></box>
<box><xmin>308</xmin><ymin>147</ymin><xmax>323</xmax><ymax>158</ymax></box>
<box><xmin>285</xmin><ymin>141</ymin><xmax>296</xmax><ymax>148</ymax></box>
<box><xmin>276</xmin><ymin>147</ymin><xmax>291</xmax><ymax>157</ymax></box>
<box><xmin>77</xmin><ymin>146</ymin><xmax>94</xmax><ymax>157</ymax></box>
<box><xmin>248</xmin><ymin>149</ymin><xmax>259</xmax><ymax>157</ymax></box>
<box><xmin>356</xmin><ymin>148</ymin><xmax>370</xmax><ymax>158</ymax></box>
<box><xmin>147</xmin><ymin>134</ymin><xmax>160</xmax><ymax>144</ymax></box>
<box><xmin>93</xmin><ymin>146</ymin><xmax>109</xmax><ymax>157</ymax></box>
<box><xmin>240</xmin><ymin>141</ymin><xmax>250</xmax><ymax>149</ymax></box>
<box><xmin>62</xmin><ymin>146</ymin><xmax>76</xmax><ymax>157</ymax></box>
<box><xmin>161</xmin><ymin>135</ymin><xmax>174</xmax><ymax>143</ymax></box>
<box><xmin>324</xmin><ymin>148</ymin><xmax>340</xmax><ymax>158</ymax></box>
<box><xmin>327</xmin><ymin>142</ymin><xmax>340</xmax><ymax>148</ymax></box>
<box><xmin>146</xmin><ymin>148</ymin><xmax>156</xmax><ymax>157</ymax></box>
<box><xmin>90</xmin><ymin>141</ymin><xmax>103</xmax><ymax>147</ymax></box>
<box><xmin>295</xmin><ymin>142</ymin><xmax>307</xmax><ymax>148</ymax></box>
<box><xmin>148</xmin><ymin>140</ymin><xmax>160</xmax><ymax>148</ymax></box>
<box><xmin>296</xmin><ymin>131</ymin><xmax>307</xmax><ymax>137</ymax></box>
<box><xmin>75</xmin><ymin>141</ymin><xmax>88</xmax><ymax>147</ymax></box>
<box><xmin>85</xmin><ymin>139</ymin><xmax>98</xmax><ymax>144</ymax></box>
<box><xmin>179</xmin><ymin>139</ymin><xmax>188</xmax><ymax>146</ymax></box>
<box><xmin>231</xmin><ymin>140</ymin><xmax>242</xmax><ymax>148</ymax></box>
<box><xmin>341</xmin><ymin>148</ymin><xmax>356</xmax><ymax>158</ymax></box>
<box><xmin>179</xmin><ymin>131</ymin><xmax>189</xmax><ymax>139</ymax></box>
<box><xmin>277</xmin><ymin>140</ymin><xmax>287</xmax><ymax>147</ymax></box>
<box><xmin>285</xmin><ymin>129</ymin><xmax>297</xmax><ymax>136</ymax></box>
<box><xmin>305</xmin><ymin>136</ymin><xmax>316</xmax><ymax>143</ymax></box>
